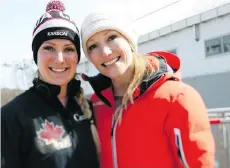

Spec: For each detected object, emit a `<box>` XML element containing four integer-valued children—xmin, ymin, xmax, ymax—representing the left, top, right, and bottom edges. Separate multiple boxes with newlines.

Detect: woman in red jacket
<box><xmin>80</xmin><ymin>12</ymin><xmax>215</xmax><ymax>168</ymax></box>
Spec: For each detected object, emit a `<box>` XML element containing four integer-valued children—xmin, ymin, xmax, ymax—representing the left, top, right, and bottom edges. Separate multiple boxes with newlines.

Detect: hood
<box><xmin>149</xmin><ymin>51</ymin><xmax>181</xmax><ymax>80</ymax></box>
<box><xmin>82</xmin><ymin>51</ymin><xmax>181</xmax><ymax>107</ymax></box>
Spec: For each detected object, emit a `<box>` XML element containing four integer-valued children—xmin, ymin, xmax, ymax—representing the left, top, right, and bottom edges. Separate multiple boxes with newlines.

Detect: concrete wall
<box><xmin>183</xmin><ymin>71</ymin><xmax>230</xmax><ymax>108</ymax></box>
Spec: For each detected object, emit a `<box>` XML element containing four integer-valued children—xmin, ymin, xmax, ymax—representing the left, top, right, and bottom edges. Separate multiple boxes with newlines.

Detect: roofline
<box><xmin>138</xmin><ymin>2</ymin><xmax>230</xmax><ymax>44</ymax></box>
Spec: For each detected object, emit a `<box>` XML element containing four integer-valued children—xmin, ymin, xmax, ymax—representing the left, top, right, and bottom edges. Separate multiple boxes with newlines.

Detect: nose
<box><xmin>100</xmin><ymin>44</ymin><xmax>112</xmax><ymax>57</ymax></box>
<box><xmin>55</xmin><ymin>51</ymin><xmax>64</xmax><ymax>63</ymax></box>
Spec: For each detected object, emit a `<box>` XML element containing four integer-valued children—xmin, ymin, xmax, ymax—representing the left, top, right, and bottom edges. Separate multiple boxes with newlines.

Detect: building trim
<box><xmin>138</xmin><ymin>3</ymin><xmax>230</xmax><ymax>44</ymax></box>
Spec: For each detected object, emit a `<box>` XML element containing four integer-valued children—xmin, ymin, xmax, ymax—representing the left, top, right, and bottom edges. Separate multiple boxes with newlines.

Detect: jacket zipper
<box><xmin>174</xmin><ymin>128</ymin><xmax>189</xmax><ymax>168</ymax></box>
<box><xmin>109</xmin><ymin>72</ymin><xmax>167</xmax><ymax>168</ymax></box>
<box><xmin>111</xmin><ymin>117</ymin><xmax>119</xmax><ymax>168</ymax></box>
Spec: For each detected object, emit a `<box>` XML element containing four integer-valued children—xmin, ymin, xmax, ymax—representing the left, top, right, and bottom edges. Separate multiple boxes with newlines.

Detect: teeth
<box><xmin>104</xmin><ymin>57</ymin><xmax>119</xmax><ymax>66</ymax></box>
<box><xmin>51</xmin><ymin>68</ymin><xmax>66</xmax><ymax>72</ymax></box>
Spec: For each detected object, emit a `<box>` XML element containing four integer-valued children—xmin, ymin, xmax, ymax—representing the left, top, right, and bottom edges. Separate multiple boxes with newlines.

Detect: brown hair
<box><xmin>75</xmin><ymin>87</ymin><xmax>100</xmax><ymax>159</ymax></box>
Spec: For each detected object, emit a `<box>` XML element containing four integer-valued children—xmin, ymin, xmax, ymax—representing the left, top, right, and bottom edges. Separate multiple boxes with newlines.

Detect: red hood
<box><xmin>148</xmin><ymin>51</ymin><xmax>181</xmax><ymax>80</ymax></box>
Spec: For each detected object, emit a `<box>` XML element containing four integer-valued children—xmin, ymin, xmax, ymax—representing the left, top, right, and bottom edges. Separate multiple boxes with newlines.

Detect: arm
<box><xmin>164</xmin><ymin>84</ymin><xmax>215</xmax><ymax>168</ymax></box>
<box><xmin>1</xmin><ymin>109</ymin><xmax>23</xmax><ymax>168</ymax></box>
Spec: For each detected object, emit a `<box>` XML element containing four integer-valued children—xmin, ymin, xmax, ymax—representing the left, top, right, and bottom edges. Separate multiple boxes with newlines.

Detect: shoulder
<box><xmin>159</xmin><ymin>80</ymin><xmax>207</xmax><ymax>115</ymax></box>
<box><xmin>154</xmin><ymin>79</ymin><xmax>202</xmax><ymax>102</ymax></box>
<box><xmin>1</xmin><ymin>88</ymin><xmax>36</xmax><ymax>119</ymax></box>
<box><xmin>1</xmin><ymin>90</ymin><xmax>29</xmax><ymax>134</ymax></box>
<box><xmin>90</xmin><ymin>93</ymin><xmax>102</xmax><ymax>106</ymax></box>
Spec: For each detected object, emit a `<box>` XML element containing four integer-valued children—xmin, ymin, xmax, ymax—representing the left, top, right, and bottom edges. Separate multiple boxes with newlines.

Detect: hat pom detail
<box><xmin>46</xmin><ymin>0</ymin><xmax>65</xmax><ymax>12</ymax></box>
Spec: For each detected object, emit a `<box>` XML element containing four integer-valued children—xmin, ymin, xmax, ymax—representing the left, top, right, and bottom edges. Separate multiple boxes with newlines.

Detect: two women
<box><xmin>1</xmin><ymin>2</ymin><xmax>215</xmax><ymax>167</ymax></box>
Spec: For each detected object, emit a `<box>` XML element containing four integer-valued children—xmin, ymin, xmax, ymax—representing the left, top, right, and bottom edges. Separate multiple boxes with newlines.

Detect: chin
<box><xmin>106</xmin><ymin>70</ymin><xmax>125</xmax><ymax>79</ymax></box>
<box><xmin>49</xmin><ymin>78</ymin><xmax>71</xmax><ymax>86</ymax></box>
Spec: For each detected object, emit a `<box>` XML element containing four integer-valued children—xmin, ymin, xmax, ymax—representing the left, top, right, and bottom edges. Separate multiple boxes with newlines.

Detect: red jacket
<box><xmin>83</xmin><ymin>51</ymin><xmax>215</xmax><ymax>168</ymax></box>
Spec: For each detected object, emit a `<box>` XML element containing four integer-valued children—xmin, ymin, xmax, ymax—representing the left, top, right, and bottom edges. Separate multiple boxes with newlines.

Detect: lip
<box><xmin>48</xmin><ymin>67</ymin><xmax>69</xmax><ymax>72</ymax></box>
<box><xmin>102</xmin><ymin>56</ymin><xmax>121</xmax><ymax>67</ymax></box>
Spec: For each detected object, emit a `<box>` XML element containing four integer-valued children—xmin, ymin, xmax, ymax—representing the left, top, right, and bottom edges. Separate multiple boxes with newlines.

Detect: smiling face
<box><xmin>86</xmin><ymin>30</ymin><xmax>133</xmax><ymax>80</ymax></box>
<box><xmin>37</xmin><ymin>39</ymin><xmax>78</xmax><ymax>86</ymax></box>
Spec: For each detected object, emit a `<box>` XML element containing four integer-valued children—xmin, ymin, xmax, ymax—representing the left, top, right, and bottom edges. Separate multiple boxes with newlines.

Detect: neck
<box><xmin>58</xmin><ymin>84</ymin><xmax>68</xmax><ymax>106</ymax></box>
<box><xmin>112</xmin><ymin>65</ymin><xmax>134</xmax><ymax>97</ymax></box>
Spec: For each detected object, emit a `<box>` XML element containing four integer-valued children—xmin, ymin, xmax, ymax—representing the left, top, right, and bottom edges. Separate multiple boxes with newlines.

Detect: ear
<box><xmin>37</xmin><ymin>70</ymin><xmax>42</xmax><ymax>80</ymax></box>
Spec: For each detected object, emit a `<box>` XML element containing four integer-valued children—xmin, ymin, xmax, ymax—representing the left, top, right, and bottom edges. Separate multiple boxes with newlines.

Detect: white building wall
<box><xmin>138</xmin><ymin>13</ymin><xmax>230</xmax><ymax>78</ymax></box>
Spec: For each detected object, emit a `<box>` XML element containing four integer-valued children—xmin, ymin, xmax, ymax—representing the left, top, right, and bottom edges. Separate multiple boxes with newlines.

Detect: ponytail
<box><xmin>75</xmin><ymin>87</ymin><xmax>101</xmax><ymax>159</ymax></box>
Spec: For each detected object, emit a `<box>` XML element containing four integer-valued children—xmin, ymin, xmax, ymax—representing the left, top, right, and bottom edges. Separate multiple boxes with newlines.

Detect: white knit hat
<box><xmin>81</xmin><ymin>12</ymin><xmax>138</xmax><ymax>56</ymax></box>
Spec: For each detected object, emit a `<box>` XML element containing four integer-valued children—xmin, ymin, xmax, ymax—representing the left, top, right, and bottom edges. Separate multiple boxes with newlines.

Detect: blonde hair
<box><xmin>114</xmin><ymin>53</ymin><xmax>159</xmax><ymax>122</ymax></box>
<box><xmin>75</xmin><ymin>87</ymin><xmax>100</xmax><ymax>160</ymax></box>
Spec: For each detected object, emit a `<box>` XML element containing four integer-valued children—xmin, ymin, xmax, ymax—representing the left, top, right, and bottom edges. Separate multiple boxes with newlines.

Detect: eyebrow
<box><xmin>43</xmin><ymin>41</ymin><xmax>74</xmax><ymax>46</ymax></box>
<box><xmin>87</xmin><ymin>30</ymin><xmax>112</xmax><ymax>43</ymax></box>
<box><xmin>43</xmin><ymin>41</ymin><xmax>56</xmax><ymax>45</ymax></box>
<box><xmin>64</xmin><ymin>44</ymin><xmax>74</xmax><ymax>47</ymax></box>
<box><xmin>104</xmin><ymin>30</ymin><xmax>111</xmax><ymax>35</ymax></box>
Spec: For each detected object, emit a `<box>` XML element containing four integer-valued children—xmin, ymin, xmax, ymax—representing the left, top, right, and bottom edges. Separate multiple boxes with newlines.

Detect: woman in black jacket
<box><xmin>1</xmin><ymin>1</ymin><xmax>99</xmax><ymax>168</ymax></box>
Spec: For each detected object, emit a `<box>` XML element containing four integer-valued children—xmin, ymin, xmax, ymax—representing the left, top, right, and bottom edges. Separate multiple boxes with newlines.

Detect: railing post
<box><xmin>208</xmin><ymin>107</ymin><xmax>230</xmax><ymax>168</ymax></box>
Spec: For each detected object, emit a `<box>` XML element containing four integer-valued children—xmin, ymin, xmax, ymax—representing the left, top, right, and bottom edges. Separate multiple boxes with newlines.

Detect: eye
<box><xmin>43</xmin><ymin>46</ymin><xmax>54</xmax><ymax>51</ymax></box>
<box><xmin>64</xmin><ymin>47</ymin><xmax>75</xmax><ymax>52</ymax></box>
<box><xmin>88</xmin><ymin>44</ymin><xmax>97</xmax><ymax>51</ymax></box>
<box><xmin>108</xmin><ymin>35</ymin><xmax>117</xmax><ymax>41</ymax></box>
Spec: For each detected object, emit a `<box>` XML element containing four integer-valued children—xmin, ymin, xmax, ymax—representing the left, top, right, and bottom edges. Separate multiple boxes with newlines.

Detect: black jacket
<box><xmin>1</xmin><ymin>79</ymin><xmax>99</xmax><ymax>168</ymax></box>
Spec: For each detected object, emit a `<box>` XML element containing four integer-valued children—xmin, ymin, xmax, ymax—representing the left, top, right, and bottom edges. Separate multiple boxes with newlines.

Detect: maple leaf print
<box><xmin>37</xmin><ymin>120</ymin><xmax>64</xmax><ymax>145</ymax></box>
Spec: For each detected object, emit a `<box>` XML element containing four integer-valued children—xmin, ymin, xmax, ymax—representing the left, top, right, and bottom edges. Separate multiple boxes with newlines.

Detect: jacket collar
<box><xmin>32</xmin><ymin>78</ymin><xmax>81</xmax><ymax>99</ymax></box>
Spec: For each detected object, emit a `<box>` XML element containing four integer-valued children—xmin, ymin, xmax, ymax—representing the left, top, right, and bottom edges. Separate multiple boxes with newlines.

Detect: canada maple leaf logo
<box><xmin>37</xmin><ymin>120</ymin><xmax>64</xmax><ymax>145</ymax></box>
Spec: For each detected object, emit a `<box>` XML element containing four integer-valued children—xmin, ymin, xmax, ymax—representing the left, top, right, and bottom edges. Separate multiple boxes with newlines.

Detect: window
<box><xmin>223</xmin><ymin>35</ymin><xmax>230</xmax><ymax>53</ymax></box>
<box><xmin>205</xmin><ymin>34</ymin><xmax>230</xmax><ymax>57</ymax></box>
<box><xmin>205</xmin><ymin>37</ymin><xmax>222</xmax><ymax>56</ymax></box>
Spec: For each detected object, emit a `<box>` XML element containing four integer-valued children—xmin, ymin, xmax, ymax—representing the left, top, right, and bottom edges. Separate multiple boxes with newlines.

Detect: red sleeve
<box><xmin>164</xmin><ymin>84</ymin><xmax>215</xmax><ymax>168</ymax></box>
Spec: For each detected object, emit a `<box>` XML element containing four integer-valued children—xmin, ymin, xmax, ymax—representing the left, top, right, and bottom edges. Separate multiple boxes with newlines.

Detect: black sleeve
<box><xmin>1</xmin><ymin>107</ymin><xmax>23</xmax><ymax>168</ymax></box>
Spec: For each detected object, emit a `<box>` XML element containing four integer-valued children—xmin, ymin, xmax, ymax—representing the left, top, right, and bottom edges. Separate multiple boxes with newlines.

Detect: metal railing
<box><xmin>208</xmin><ymin>107</ymin><xmax>230</xmax><ymax>168</ymax></box>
